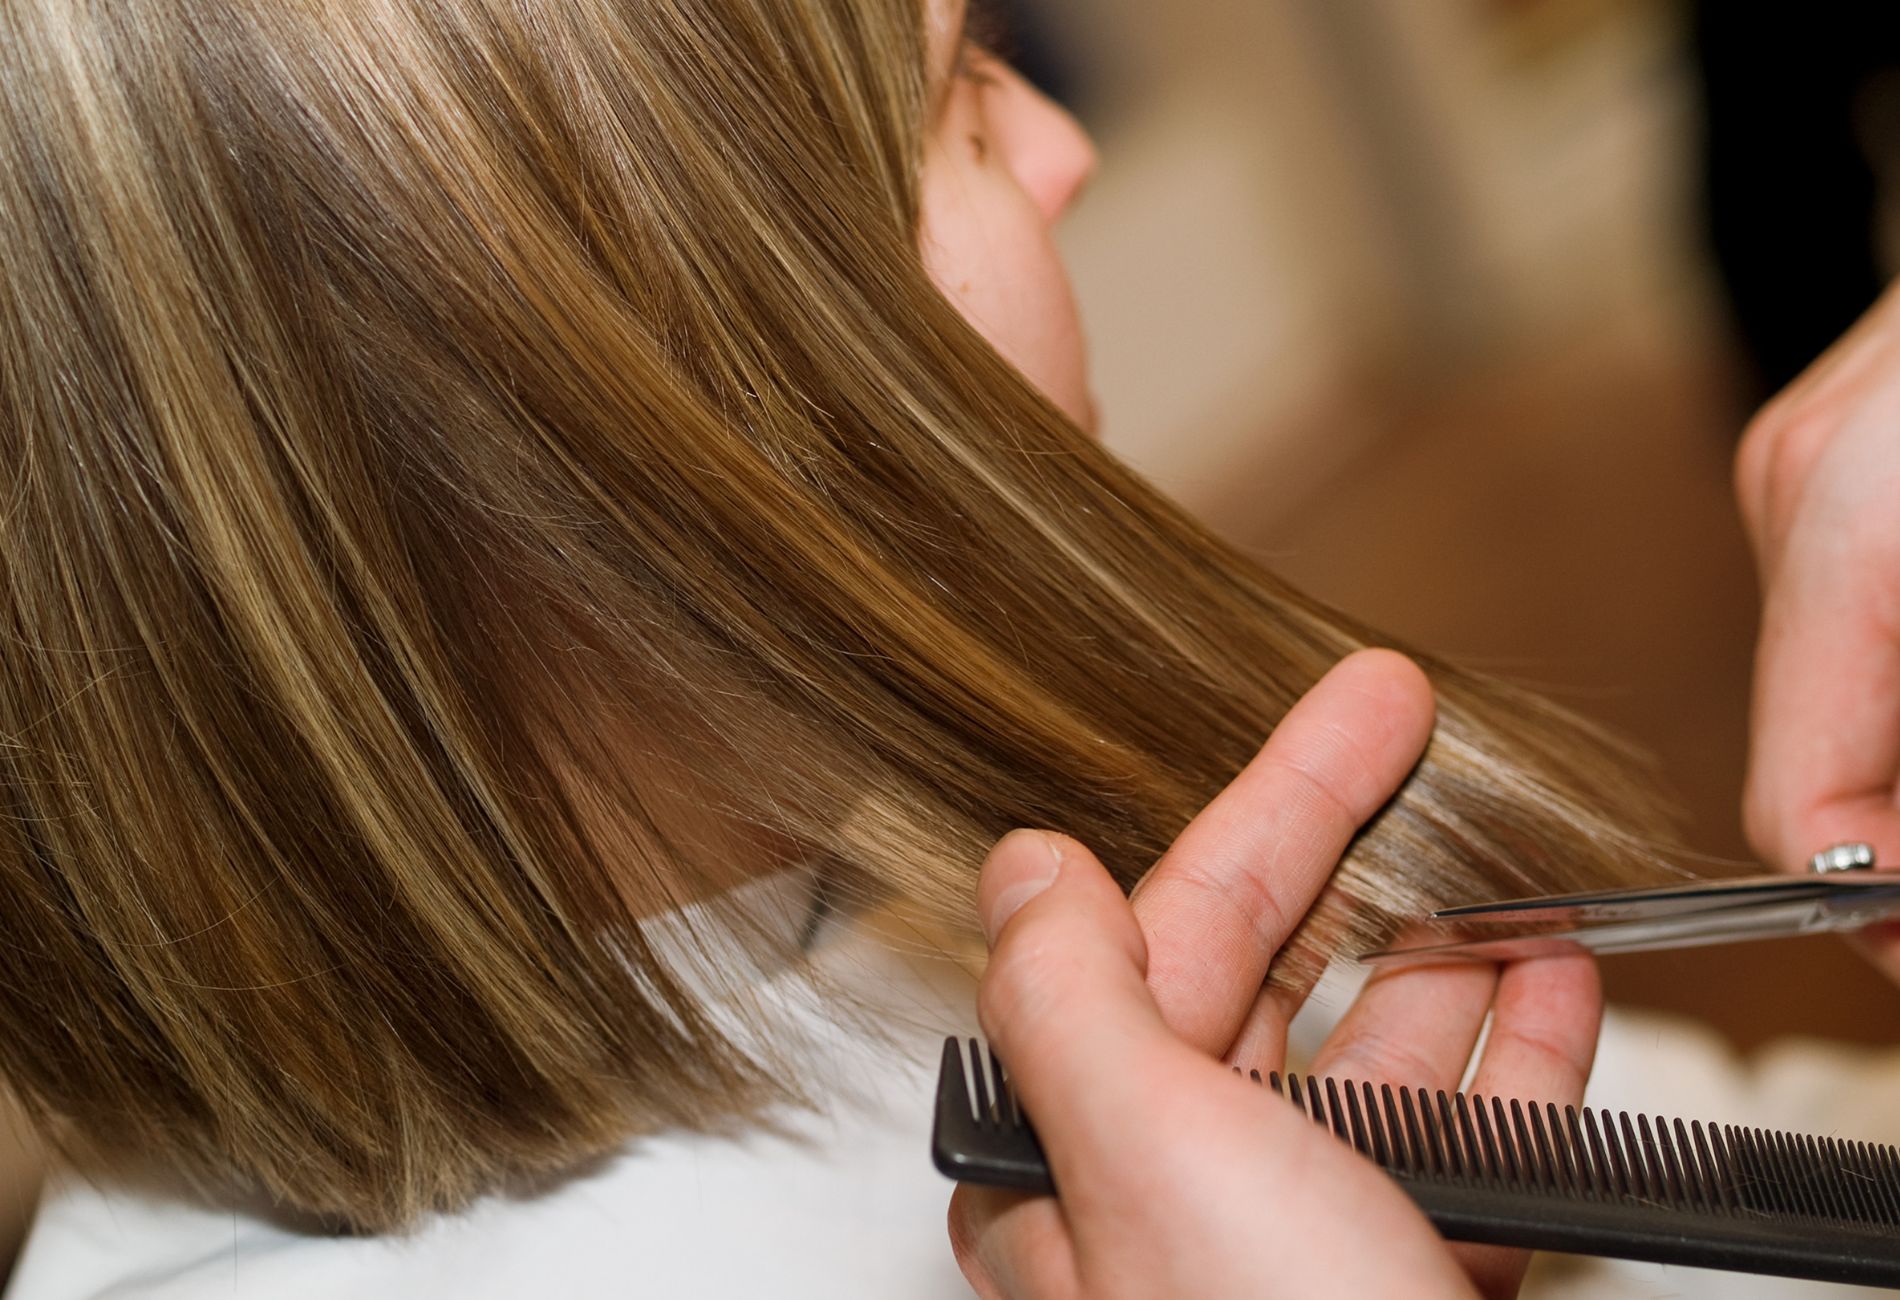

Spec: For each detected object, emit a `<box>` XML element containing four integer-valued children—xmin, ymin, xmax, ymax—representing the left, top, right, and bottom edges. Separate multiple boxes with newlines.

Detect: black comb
<box><xmin>932</xmin><ymin>1037</ymin><xmax>1900</xmax><ymax>1288</ymax></box>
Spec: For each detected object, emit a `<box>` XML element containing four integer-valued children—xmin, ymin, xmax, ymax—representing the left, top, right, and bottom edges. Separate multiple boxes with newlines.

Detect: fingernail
<box><xmin>981</xmin><ymin>830</ymin><xmax>1064</xmax><ymax>946</ymax></box>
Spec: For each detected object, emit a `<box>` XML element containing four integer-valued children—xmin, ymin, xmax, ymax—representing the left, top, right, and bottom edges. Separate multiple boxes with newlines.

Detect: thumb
<box><xmin>975</xmin><ymin>831</ymin><xmax>1185</xmax><ymax>1193</ymax></box>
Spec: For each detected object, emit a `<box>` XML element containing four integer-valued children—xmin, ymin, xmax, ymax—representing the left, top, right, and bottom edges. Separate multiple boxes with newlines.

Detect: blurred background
<box><xmin>1002</xmin><ymin>0</ymin><xmax>1900</xmax><ymax>1053</ymax></box>
<box><xmin>0</xmin><ymin>0</ymin><xmax>1889</xmax><ymax>1287</ymax></box>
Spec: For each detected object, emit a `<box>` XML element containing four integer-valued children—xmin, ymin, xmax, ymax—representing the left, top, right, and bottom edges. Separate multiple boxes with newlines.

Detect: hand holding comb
<box><xmin>933</xmin><ymin>1037</ymin><xmax>1900</xmax><ymax>1289</ymax></box>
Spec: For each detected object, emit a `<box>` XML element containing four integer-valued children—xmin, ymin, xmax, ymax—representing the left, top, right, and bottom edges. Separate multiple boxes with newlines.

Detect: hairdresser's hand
<box><xmin>948</xmin><ymin>651</ymin><xmax>1603</xmax><ymax>1299</ymax></box>
<box><xmin>1738</xmin><ymin>284</ymin><xmax>1900</xmax><ymax>981</ymax></box>
<box><xmin>950</xmin><ymin>830</ymin><xmax>1478</xmax><ymax>1298</ymax></box>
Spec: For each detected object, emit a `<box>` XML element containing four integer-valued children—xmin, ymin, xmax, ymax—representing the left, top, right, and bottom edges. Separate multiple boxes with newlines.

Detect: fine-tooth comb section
<box><xmin>931</xmin><ymin>1038</ymin><xmax>1900</xmax><ymax>1287</ymax></box>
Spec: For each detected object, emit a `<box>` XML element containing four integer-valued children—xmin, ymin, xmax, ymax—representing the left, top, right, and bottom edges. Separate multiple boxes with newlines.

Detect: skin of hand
<box><xmin>947</xmin><ymin>650</ymin><xmax>1604</xmax><ymax>1300</ymax></box>
<box><xmin>1736</xmin><ymin>283</ymin><xmax>1900</xmax><ymax>976</ymax></box>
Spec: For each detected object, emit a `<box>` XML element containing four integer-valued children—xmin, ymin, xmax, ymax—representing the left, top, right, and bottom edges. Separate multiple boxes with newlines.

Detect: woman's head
<box><xmin>0</xmin><ymin>0</ymin><xmax>1672</xmax><ymax>1230</ymax></box>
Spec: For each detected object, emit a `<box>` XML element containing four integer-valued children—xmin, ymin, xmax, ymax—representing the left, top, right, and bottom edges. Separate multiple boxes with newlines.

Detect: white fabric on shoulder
<box><xmin>1529</xmin><ymin>1004</ymin><xmax>1900</xmax><ymax>1300</ymax></box>
<box><xmin>5</xmin><ymin>908</ymin><xmax>980</xmax><ymax>1300</ymax></box>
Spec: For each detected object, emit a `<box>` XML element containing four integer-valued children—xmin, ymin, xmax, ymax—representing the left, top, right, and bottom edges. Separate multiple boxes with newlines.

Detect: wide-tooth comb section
<box><xmin>935</xmin><ymin>1039</ymin><xmax>1900</xmax><ymax>1287</ymax></box>
<box><xmin>929</xmin><ymin>1038</ymin><xmax>1050</xmax><ymax>1194</ymax></box>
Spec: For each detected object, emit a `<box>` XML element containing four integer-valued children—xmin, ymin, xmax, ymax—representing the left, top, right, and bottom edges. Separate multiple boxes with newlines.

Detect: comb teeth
<box><xmin>932</xmin><ymin>1038</ymin><xmax>1900</xmax><ymax>1287</ymax></box>
<box><xmin>929</xmin><ymin>1038</ymin><xmax>1051</xmax><ymax>1193</ymax></box>
<box><xmin>1245</xmin><ymin>1067</ymin><xmax>1898</xmax><ymax>1226</ymax></box>
<box><xmin>939</xmin><ymin>1040</ymin><xmax>1900</xmax><ymax>1225</ymax></box>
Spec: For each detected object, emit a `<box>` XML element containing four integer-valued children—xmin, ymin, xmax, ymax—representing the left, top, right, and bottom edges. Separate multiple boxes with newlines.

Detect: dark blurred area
<box><xmin>1003</xmin><ymin>0</ymin><xmax>1900</xmax><ymax>1052</ymax></box>
<box><xmin>1694</xmin><ymin>1</ymin><xmax>1900</xmax><ymax>395</ymax></box>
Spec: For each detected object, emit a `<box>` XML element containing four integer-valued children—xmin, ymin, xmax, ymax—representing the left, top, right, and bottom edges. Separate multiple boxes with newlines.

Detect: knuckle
<box><xmin>1490</xmin><ymin>1022</ymin><xmax>1585</xmax><ymax>1093</ymax></box>
<box><xmin>1260</xmin><ymin>749</ymin><xmax>1363</xmax><ymax>840</ymax></box>
<box><xmin>1740</xmin><ymin>373</ymin><xmax>1811</xmax><ymax>459</ymax></box>
<box><xmin>1325</xmin><ymin>1031</ymin><xmax>1441</xmax><ymax>1089</ymax></box>
<box><xmin>1739</xmin><ymin>397</ymin><xmax>1838</xmax><ymax>522</ymax></box>
<box><xmin>1736</xmin><ymin>400</ymin><xmax>1785</xmax><ymax>471</ymax></box>
<box><xmin>1160</xmin><ymin>855</ymin><xmax>1290</xmax><ymax>957</ymax></box>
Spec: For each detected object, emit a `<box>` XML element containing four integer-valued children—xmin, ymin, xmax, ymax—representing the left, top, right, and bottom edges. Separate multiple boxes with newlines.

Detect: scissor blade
<box><xmin>1430</xmin><ymin>873</ymin><xmax>1844</xmax><ymax>926</ymax></box>
<box><xmin>1360</xmin><ymin>886</ymin><xmax>1900</xmax><ymax>967</ymax></box>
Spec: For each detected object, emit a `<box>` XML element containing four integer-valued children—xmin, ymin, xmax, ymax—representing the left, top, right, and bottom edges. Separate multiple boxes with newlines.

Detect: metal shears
<box><xmin>1357</xmin><ymin>842</ymin><xmax>1900</xmax><ymax>968</ymax></box>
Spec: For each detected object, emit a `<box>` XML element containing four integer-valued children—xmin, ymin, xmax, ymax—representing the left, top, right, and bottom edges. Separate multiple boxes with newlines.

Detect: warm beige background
<box><xmin>1046</xmin><ymin>0</ymin><xmax>1900</xmax><ymax>1050</ymax></box>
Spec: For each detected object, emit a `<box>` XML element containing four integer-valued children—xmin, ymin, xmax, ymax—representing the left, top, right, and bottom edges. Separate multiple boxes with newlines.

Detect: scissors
<box><xmin>1357</xmin><ymin>842</ymin><xmax>1900</xmax><ymax>968</ymax></box>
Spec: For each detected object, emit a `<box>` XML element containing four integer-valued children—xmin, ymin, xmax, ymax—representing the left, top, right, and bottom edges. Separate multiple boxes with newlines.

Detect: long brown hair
<box><xmin>0</xmin><ymin>0</ymin><xmax>1674</xmax><ymax>1229</ymax></box>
